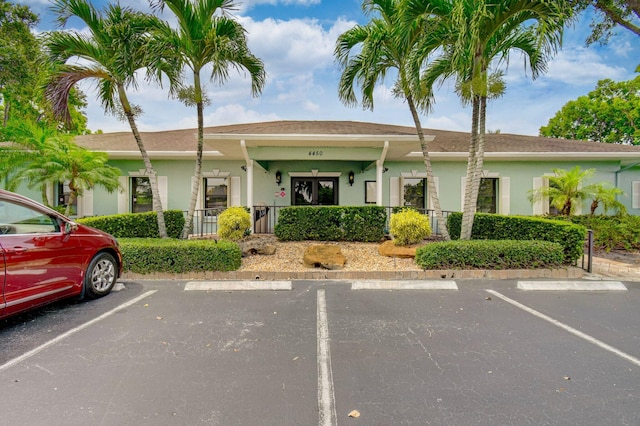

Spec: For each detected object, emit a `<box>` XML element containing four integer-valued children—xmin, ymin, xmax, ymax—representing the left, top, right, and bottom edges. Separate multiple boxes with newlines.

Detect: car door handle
<box><xmin>4</xmin><ymin>247</ymin><xmax>27</xmax><ymax>254</ymax></box>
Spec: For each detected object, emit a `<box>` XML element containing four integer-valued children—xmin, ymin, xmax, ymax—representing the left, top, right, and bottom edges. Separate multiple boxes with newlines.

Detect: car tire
<box><xmin>84</xmin><ymin>252</ymin><xmax>117</xmax><ymax>299</ymax></box>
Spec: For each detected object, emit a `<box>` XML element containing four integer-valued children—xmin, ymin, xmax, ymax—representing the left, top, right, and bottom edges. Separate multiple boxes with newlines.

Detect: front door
<box><xmin>292</xmin><ymin>177</ymin><xmax>338</xmax><ymax>205</ymax></box>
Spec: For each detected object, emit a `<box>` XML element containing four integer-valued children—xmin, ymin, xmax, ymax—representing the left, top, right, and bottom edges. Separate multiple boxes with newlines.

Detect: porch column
<box><xmin>376</xmin><ymin>160</ymin><xmax>384</xmax><ymax>205</ymax></box>
<box><xmin>240</xmin><ymin>139</ymin><xmax>255</xmax><ymax>232</ymax></box>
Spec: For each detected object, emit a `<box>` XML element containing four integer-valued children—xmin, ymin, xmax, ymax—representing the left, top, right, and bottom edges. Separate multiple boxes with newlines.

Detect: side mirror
<box><xmin>64</xmin><ymin>221</ymin><xmax>79</xmax><ymax>235</ymax></box>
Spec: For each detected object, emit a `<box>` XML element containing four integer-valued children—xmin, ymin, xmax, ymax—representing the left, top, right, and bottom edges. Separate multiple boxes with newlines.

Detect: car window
<box><xmin>0</xmin><ymin>200</ymin><xmax>60</xmax><ymax>234</ymax></box>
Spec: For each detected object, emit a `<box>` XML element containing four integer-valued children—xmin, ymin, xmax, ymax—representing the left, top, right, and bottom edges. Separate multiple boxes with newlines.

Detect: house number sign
<box><xmin>308</xmin><ymin>150</ymin><xmax>323</xmax><ymax>156</ymax></box>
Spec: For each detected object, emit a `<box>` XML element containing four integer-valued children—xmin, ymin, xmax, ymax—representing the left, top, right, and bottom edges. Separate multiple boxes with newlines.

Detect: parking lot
<box><xmin>1</xmin><ymin>279</ymin><xmax>639</xmax><ymax>425</ymax></box>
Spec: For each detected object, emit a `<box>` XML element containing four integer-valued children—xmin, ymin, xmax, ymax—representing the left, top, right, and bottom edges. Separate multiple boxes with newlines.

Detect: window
<box><xmin>403</xmin><ymin>178</ymin><xmax>426</xmax><ymax>210</ymax></box>
<box><xmin>56</xmin><ymin>182</ymin><xmax>77</xmax><ymax>215</ymax></box>
<box><xmin>292</xmin><ymin>177</ymin><xmax>338</xmax><ymax>205</ymax></box>
<box><xmin>204</xmin><ymin>178</ymin><xmax>228</xmax><ymax>211</ymax></box>
<box><xmin>0</xmin><ymin>200</ymin><xmax>59</xmax><ymax>234</ymax></box>
<box><xmin>477</xmin><ymin>178</ymin><xmax>498</xmax><ymax>213</ymax></box>
<box><xmin>131</xmin><ymin>177</ymin><xmax>152</xmax><ymax>213</ymax></box>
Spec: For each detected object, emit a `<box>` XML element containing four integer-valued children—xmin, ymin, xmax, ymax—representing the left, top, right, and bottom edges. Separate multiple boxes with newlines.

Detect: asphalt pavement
<box><xmin>1</xmin><ymin>279</ymin><xmax>638</xmax><ymax>425</ymax></box>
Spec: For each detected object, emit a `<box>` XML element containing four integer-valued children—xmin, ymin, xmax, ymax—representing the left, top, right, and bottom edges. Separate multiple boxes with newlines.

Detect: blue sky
<box><xmin>21</xmin><ymin>0</ymin><xmax>640</xmax><ymax>136</ymax></box>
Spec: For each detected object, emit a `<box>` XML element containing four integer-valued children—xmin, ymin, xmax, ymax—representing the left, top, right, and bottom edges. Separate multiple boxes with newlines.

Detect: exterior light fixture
<box><xmin>241</xmin><ymin>165</ymin><xmax>247</xmax><ymax>171</ymax></box>
<box><xmin>275</xmin><ymin>170</ymin><xmax>282</xmax><ymax>185</ymax></box>
<box><xmin>348</xmin><ymin>171</ymin><xmax>355</xmax><ymax>186</ymax></box>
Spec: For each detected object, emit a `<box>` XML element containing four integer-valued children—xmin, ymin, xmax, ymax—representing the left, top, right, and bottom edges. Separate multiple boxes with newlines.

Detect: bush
<box><xmin>447</xmin><ymin>212</ymin><xmax>585</xmax><ymax>263</ymax></box>
<box><xmin>568</xmin><ymin>215</ymin><xmax>640</xmax><ymax>252</ymax></box>
<box><xmin>274</xmin><ymin>206</ymin><xmax>386</xmax><ymax>242</ymax></box>
<box><xmin>118</xmin><ymin>238</ymin><xmax>241</xmax><ymax>274</ymax></box>
<box><xmin>415</xmin><ymin>240</ymin><xmax>564</xmax><ymax>270</ymax></box>
<box><xmin>218</xmin><ymin>207</ymin><xmax>251</xmax><ymax>241</ymax></box>
<box><xmin>389</xmin><ymin>208</ymin><xmax>431</xmax><ymax>246</ymax></box>
<box><xmin>78</xmin><ymin>210</ymin><xmax>184</xmax><ymax>238</ymax></box>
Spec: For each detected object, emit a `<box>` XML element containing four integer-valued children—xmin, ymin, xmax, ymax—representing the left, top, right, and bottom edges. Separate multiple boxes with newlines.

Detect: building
<box><xmin>33</xmin><ymin>120</ymin><xmax>640</xmax><ymax>231</ymax></box>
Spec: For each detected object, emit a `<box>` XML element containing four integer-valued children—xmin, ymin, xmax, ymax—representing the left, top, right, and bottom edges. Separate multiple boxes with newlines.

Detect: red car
<box><xmin>0</xmin><ymin>189</ymin><xmax>122</xmax><ymax>320</ymax></box>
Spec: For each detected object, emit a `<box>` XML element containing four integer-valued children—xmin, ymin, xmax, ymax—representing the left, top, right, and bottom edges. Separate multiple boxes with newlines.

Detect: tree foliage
<box><xmin>569</xmin><ymin>0</ymin><xmax>640</xmax><ymax>44</ymax></box>
<box><xmin>540</xmin><ymin>75</ymin><xmax>640</xmax><ymax>144</ymax></box>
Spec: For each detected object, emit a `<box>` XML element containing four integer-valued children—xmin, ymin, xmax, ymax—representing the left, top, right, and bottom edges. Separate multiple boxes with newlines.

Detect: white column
<box><xmin>376</xmin><ymin>160</ymin><xmax>384</xmax><ymax>205</ymax></box>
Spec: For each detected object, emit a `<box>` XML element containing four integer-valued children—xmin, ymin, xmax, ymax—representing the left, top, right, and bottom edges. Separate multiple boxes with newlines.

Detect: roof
<box><xmin>73</xmin><ymin>120</ymin><xmax>640</xmax><ymax>162</ymax></box>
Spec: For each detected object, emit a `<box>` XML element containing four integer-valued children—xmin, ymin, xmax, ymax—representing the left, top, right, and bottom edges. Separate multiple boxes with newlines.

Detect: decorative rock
<box><xmin>378</xmin><ymin>240</ymin><xmax>421</xmax><ymax>258</ymax></box>
<box><xmin>238</xmin><ymin>235</ymin><xmax>278</xmax><ymax>257</ymax></box>
<box><xmin>303</xmin><ymin>245</ymin><xmax>346</xmax><ymax>270</ymax></box>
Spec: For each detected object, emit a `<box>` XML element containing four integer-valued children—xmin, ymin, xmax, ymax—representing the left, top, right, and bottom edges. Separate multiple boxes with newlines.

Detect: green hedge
<box><xmin>447</xmin><ymin>212</ymin><xmax>586</xmax><ymax>263</ymax></box>
<box><xmin>119</xmin><ymin>238</ymin><xmax>241</xmax><ymax>274</ymax></box>
<box><xmin>78</xmin><ymin>210</ymin><xmax>185</xmax><ymax>238</ymax></box>
<box><xmin>274</xmin><ymin>206</ymin><xmax>386</xmax><ymax>242</ymax></box>
<box><xmin>415</xmin><ymin>240</ymin><xmax>564</xmax><ymax>270</ymax></box>
<box><xmin>568</xmin><ymin>215</ymin><xmax>640</xmax><ymax>251</ymax></box>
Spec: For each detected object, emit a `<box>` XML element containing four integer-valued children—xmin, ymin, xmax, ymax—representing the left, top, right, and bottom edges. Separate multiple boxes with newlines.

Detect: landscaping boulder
<box><xmin>238</xmin><ymin>235</ymin><xmax>277</xmax><ymax>257</ymax></box>
<box><xmin>378</xmin><ymin>240</ymin><xmax>419</xmax><ymax>258</ymax></box>
<box><xmin>303</xmin><ymin>245</ymin><xmax>346</xmax><ymax>270</ymax></box>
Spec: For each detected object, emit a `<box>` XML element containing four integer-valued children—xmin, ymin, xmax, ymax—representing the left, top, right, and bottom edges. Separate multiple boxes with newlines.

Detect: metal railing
<box><xmin>185</xmin><ymin>205</ymin><xmax>454</xmax><ymax>238</ymax></box>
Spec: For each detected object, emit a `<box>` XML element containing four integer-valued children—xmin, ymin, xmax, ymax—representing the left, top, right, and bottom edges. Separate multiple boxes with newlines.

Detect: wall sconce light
<box><xmin>241</xmin><ymin>165</ymin><xmax>247</xmax><ymax>171</ymax></box>
<box><xmin>348</xmin><ymin>171</ymin><xmax>355</xmax><ymax>186</ymax></box>
<box><xmin>383</xmin><ymin>167</ymin><xmax>389</xmax><ymax>173</ymax></box>
<box><xmin>275</xmin><ymin>170</ymin><xmax>282</xmax><ymax>185</ymax></box>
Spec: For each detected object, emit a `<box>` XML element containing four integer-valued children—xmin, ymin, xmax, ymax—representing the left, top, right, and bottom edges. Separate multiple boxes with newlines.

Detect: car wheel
<box><xmin>84</xmin><ymin>252</ymin><xmax>117</xmax><ymax>299</ymax></box>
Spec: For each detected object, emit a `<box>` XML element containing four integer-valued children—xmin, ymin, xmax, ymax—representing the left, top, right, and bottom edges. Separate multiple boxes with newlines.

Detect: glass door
<box><xmin>292</xmin><ymin>177</ymin><xmax>338</xmax><ymax>205</ymax></box>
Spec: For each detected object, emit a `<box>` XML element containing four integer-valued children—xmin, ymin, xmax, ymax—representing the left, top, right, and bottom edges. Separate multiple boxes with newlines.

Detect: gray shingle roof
<box><xmin>73</xmin><ymin>120</ymin><xmax>640</xmax><ymax>157</ymax></box>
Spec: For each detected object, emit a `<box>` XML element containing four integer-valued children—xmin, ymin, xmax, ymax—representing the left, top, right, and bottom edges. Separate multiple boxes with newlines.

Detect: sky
<box><xmin>19</xmin><ymin>0</ymin><xmax>640</xmax><ymax>136</ymax></box>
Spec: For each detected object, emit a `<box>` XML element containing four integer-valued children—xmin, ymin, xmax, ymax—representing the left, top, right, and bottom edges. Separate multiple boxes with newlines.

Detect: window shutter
<box><xmin>230</xmin><ymin>176</ymin><xmax>241</xmax><ymax>206</ymax></box>
<box><xmin>532</xmin><ymin>177</ymin><xmax>543</xmax><ymax>215</ymax></box>
<box><xmin>633</xmin><ymin>181</ymin><xmax>640</xmax><ymax>209</ymax></box>
<box><xmin>389</xmin><ymin>177</ymin><xmax>400</xmax><ymax>206</ymax></box>
<box><xmin>118</xmin><ymin>176</ymin><xmax>128</xmax><ymax>213</ymax></box>
<box><xmin>500</xmin><ymin>177</ymin><xmax>510</xmax><ymax>215</ymax></box>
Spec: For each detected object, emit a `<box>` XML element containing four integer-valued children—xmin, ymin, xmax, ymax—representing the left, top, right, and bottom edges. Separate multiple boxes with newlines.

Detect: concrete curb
<box><xmin>122</xmin><ymin>266</ymin><xmax>585</xmax><ymax>281</ymax></box>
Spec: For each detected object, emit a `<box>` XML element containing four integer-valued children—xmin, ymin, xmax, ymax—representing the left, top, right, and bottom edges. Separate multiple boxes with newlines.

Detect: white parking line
<box><xmin>184</xmin><ymin>281</ymin><xmax>292</xmax><ymax>291</ymax></box>
<box><xmin>0</xmin><ymin>290</ymin><xmax>158</xmax><ymax>373</ymax></box>
<box><xmin>518</xmin><ymin>281</ymin><xmax>627</xmax><ymax>291</ymax></box>
<box><xmin>317</xmin><ymin>289</ymin><xmax>337</xmax><ymax>426</ymax></box>
<box><xmin>352</xmin><ymin>280</ymin><xmax>458</xmax><ymax>290</ymax></box>
<box><xmin>486</xmin><ymin>290</ymin><xmax>640</xmax><ymax>367</ymax></box>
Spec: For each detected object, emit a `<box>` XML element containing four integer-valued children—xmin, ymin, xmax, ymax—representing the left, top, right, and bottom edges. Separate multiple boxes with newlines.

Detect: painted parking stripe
<box><xmin>518</xmin><ymin>281</ymin><xmax>627</xmax><ymax>291</ymax></box>
<box><xmin>486</xmin><ymin>289</ymin><xmax>640</xmax><ymax>367</ymax></box>
<box><xmin>352</xmin><ymin>280</ymin><xmax>458</xmax><ymax>290</ymax></box>
<box><xmin>317</xmin><ymin>289</ymin><xmax>337</xmax><ymax>426</ymax></box>
<box><xmin>184</xmin><ymin>281</ymin><xmax>292</xmax><ymax>291</ymax></box>
<box><xmin>0</xmin><ymin>290</ymin><xmax>158</xmax><ymax>373</ymax></box>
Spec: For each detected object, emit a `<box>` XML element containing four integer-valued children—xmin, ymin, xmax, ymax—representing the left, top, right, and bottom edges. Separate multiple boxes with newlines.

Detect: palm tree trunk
<box><xmin>406</xmin><ymin>94</ymin><xmax>450</xmax><ymax>240</ymax></box>
<box><xmin>468</xmin><ymin>94</ymin><xmax>487</xmax><ymax>219</ymax></box>
<box><xmin>181</xmin><ymin>72</ymin><xmax>205</xmax><ymax>239</ymax></box>
<box><xmin>118</xmin><ymin>86</ymin><xmax>168</xmax><ymax>238</ymax></box>
<box><xmin>460</xmin><ymin>95</ymin><xmax>480</xmax><ymax>240</ymax></box>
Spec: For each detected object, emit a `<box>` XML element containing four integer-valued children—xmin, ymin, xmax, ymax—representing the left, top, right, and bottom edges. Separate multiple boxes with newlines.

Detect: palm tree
<box><xmin>0</xmin><ymin>120</ymin><xmax>62</xmax><ymax>204</ymax></box>
<box><xmin>1</xmin><ymin>119</ymin><xmax>121</xmax><ymax>215</ymax></box>
<box><xmin>405</xmin><ymin>0</ymin><xmax>570</xmax><ymax>239</ymax></box>
<box><xmin>528</xmin><ymin>166</ymin><xmax>598</xmax><ymax>216</ymax></box>
<box><xmin>590</xmin><ymin>184</ymin><xmax>627</xmax><ymax>216</ymax></box>
<box><xmin>24</xmin><ymin>137</ymin><xmax>122</xmax><ymax>216</ymax></box>
<box><xmin>150</xmin><ymin>0</ymin><xmax>266</xmax><ymax>239</ymax></box>
<box><xmin>45</xmin><ymin>0</ymin><xmax>175</xmax><ymax>237</ymax></box>
<box><xmin>335</xmin><ymin>0</ymin><xmax>451</xmax><ymax>240</ymax></box>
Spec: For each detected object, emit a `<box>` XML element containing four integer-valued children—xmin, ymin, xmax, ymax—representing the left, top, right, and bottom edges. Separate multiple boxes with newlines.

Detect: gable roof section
<box><xmin>73</xmin><ymin>120</ymin><xmax>640</xmax><ymax>162</ymax></box>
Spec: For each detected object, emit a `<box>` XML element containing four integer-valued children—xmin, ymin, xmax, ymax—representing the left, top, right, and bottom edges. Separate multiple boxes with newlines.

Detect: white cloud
<box><xmin>202</xmin><ymin>104</ymin><xmax>280</xmax><ymax>125</ymax></box>
<box><xmin>542</xmin><ymin>47</ymin><xmax>627</xmax><ymax>85</ymax></box>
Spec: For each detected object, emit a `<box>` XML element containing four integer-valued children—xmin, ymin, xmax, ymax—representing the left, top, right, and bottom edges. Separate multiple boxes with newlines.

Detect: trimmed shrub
<box><xmin>119</xmin><ymin>238</ymin><xmax>241</xmax><ymax>274</ymax></box>
<box><xmin>78</xmin><ymin>210</ymin><xmax>184</xmax><ymax>238</ymax></box>
<box><xmin>389</xmin><ymin>208</ymin><xmax>432</xmax><ymax>246</ymax></box>
<box><xmin>274</xmin><ymin>206</ymin><xmax>386</xmax><ymax>242</ymax></box>
<box><xmin>569</xmin><ymin>215</ymin><xmax>640</xmax><ymax>252</ymax></box>
<box><xmin>415</xmin><ymin>240</ymin><xmax>564</xmax><ymax>270</ymax></box>
<box><xmin>218</xmin><ymin>207</ymin><xmax>251</xmax><ymax>241</ymax></box>
<box><xmin>447</xmin><ymin>212</ymin><xmax>586</xmax><ymax>263</ymax></box>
